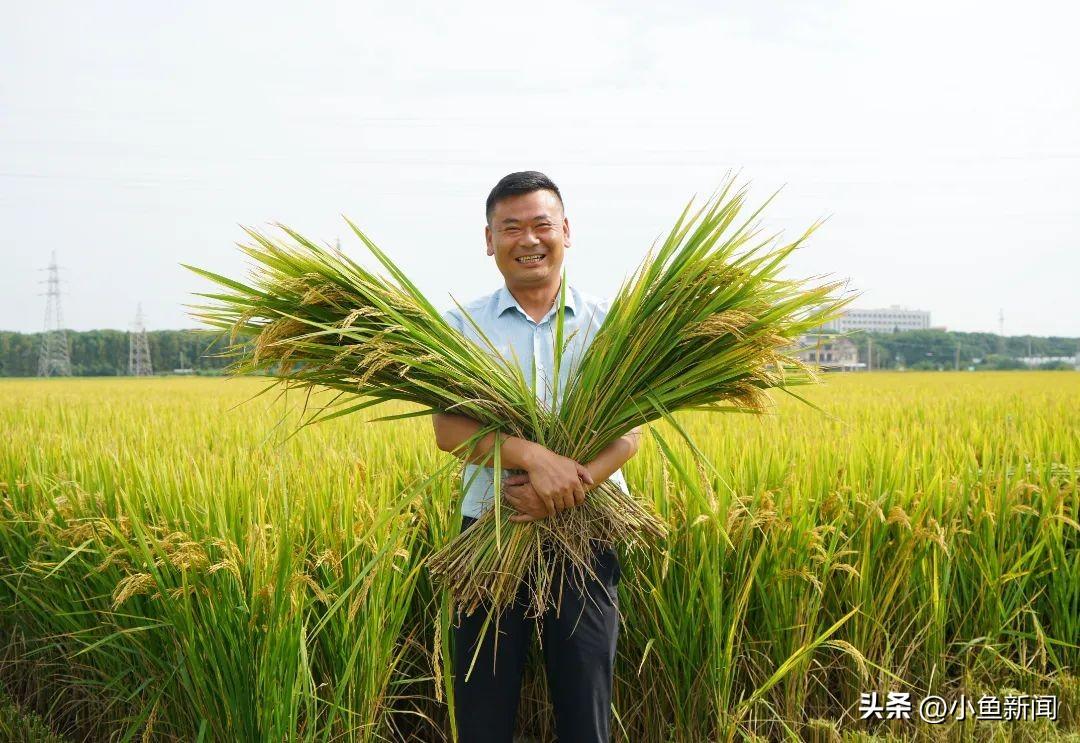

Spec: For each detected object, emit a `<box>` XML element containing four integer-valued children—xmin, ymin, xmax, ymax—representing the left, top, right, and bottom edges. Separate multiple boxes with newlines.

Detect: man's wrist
<box><xmin>501</xmin><ymin>434</ymin><xmax>542</xmax><ymax>471</ymax></box>
<box><xmin>582</xmin><ymin>460</ymin><xmax>600</xmax><ymax>491</ymax></box>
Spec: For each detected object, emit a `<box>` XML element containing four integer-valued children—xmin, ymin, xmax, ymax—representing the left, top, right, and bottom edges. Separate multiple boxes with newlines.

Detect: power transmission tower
<box><xmin>128</xmin><ymin>304</ymin><xmax>154</xmax><ymax>376</ymax></box>
<box><xmin>37</xmin><ymin>251</ymin><xmax>72</xmax><ymax>377</ymax></box>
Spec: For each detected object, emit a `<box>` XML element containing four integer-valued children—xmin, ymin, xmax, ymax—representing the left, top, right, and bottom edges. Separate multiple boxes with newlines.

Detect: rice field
<box><xmin>0</xmin><ymin>372</ymin><xmax>1077</xmax><ymax>742</ymax></box>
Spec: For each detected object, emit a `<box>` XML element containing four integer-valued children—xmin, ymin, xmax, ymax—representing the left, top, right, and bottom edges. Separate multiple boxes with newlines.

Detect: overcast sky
<box><xmin>3</xmin><ymin>1</ymin><xmax>1078</xmax><ymax>337</ymax></box>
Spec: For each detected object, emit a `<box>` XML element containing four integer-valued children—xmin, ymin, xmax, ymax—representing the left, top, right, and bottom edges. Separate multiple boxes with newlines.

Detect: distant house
<box><xmin>794</xmin><ymin>334</ymin><xmax>862</xmax><ymax>371</ymax></box>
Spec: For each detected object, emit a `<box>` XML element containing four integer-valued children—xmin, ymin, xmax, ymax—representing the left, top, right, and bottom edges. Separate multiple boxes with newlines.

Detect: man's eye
<box><xmin>504</xmin><ymin>227</ymin><xmax>520</xmax><ymax>235</ymax></box>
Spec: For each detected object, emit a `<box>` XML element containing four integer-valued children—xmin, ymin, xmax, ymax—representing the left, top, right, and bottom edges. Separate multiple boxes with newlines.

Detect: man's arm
<box><xmin>581</xmin><ymin>426</ymin><xmax>642</xmax><ymax>492</ymax></box>
<box><xmin>432</xmin><ymin>412</ymin><xmax>536</xmax><ymax>468</ymax></box>
<box><xmin>432</xmin><ymin>412</ymin><xmax>593</xmax><ymax>515</ymax></box>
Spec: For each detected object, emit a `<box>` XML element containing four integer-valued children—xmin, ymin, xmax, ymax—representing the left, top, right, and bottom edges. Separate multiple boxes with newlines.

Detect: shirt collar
<box><xmin>496</xmin><ymin>281</ymin><xmax>577</xmax><ymax>319</ymax></box>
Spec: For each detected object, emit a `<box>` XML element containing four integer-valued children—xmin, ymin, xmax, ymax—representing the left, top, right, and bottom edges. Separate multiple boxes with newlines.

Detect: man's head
<box><xmin>484</xmin><ymin>171</ymin><xmax>570</xmax><ymax>291</ymax></box>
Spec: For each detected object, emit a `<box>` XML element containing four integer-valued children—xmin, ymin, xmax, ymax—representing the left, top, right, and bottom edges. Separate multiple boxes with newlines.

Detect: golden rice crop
<box><xmin>0</xmin><ymin>372</ymin><xmax>1076</xmax><ymax>741</ymax></box>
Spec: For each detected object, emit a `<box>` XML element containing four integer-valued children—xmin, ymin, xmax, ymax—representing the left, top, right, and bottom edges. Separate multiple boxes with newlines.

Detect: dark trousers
<box><xmin>452</xmin><ymin>515</ymin><xmax>621</xmax><ymax>743</ymax></box>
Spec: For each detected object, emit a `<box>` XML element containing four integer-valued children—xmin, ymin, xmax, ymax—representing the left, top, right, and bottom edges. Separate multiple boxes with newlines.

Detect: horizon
<box><xmin>4</xmin><ymin>322</ymin><xmax>1078</xmax><ymax>342</ymax></box>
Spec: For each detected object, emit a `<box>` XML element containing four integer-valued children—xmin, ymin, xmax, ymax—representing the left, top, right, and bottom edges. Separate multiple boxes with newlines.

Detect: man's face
<box><xmin>485</xmin><ymin>189</ymin><xmax>569</xmax><ymax>289</ymax></box>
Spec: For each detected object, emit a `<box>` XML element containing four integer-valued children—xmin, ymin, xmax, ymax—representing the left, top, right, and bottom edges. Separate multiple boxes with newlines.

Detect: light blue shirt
<box><xmin>441</xmin><ymin>282</ymin><xmax>629</xmax><ymax>518</ymax></box>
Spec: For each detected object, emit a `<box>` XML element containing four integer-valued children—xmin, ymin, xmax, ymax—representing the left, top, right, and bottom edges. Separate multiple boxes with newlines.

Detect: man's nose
<box><xmin>518</xmin><ymin>230</ymin><xmax>541</xmax><ymax>246</ymax></box>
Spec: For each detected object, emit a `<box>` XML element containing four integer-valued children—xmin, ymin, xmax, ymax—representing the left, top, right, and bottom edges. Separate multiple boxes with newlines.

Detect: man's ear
<box><xmin>562</xmin><ymin>216</ymin><xmax>571</xmax><ymax>249</ymax></box>
<box><xmin>485</xmin><ymin>225</ymin><xmax>494</xmax><ymax>256</ymax></box>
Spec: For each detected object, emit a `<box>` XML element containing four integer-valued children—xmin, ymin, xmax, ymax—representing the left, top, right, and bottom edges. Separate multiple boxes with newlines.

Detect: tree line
<box><xmin>845</xmin><ymin>329</ymin><xmax>1079</xmax><ymax>371</ymax></box>
<box><xmin>0</xmin><ymin>330</ymin><xmax>232</xmax><ymax>376</ymax></box>
<box><xmin>1</xmin><ymin>327</ymin><xmax>1076</xmax><ymax>376</ymax></box>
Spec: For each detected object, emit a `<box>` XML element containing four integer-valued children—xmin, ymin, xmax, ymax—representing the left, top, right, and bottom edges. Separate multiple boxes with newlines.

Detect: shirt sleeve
<box><xmin>441</xmin><ymin>308</ymin><xmax>463</xmax><ymax>334</ymax></box>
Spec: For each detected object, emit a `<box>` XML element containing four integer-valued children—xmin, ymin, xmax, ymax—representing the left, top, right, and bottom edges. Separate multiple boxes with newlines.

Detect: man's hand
<box><xmin>432</xmin><ymin>413</ymin><xmax>591</xmax><ymax>516</ymax></box>
<box><xmin>503</xmin><ymin>427</ymin><xmax>644</xmax><ymax>522</ymax></box>
<box><xmin>502</xmin><ymin>475</ymin><xmax>550</xmax><ymax>523</ymax></box>
<box><xmin>521</xmin><ymin>446</ymin><xmax>593</xmax><ymax>515</ymax></box>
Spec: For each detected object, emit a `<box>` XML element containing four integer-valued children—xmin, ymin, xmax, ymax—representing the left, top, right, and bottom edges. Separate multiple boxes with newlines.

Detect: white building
<box><xmin>1019</xmin><ymin>356</ymin><xmax>1078</xmax><ymax>368</ymax></box>
<box><xmin>820</xmin><ymin>306</ymin><xmax>931</xmax><ymax>334</ymax></box>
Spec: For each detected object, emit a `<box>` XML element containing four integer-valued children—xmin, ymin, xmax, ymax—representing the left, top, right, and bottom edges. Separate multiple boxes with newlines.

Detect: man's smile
<box><xmin>515</xmin><ymin>254</ymin><xmax>546</xmax><ymax>265</ymax></box>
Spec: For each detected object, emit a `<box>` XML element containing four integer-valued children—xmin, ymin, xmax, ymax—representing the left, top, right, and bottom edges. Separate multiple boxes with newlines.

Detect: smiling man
<box><xmin>433</xmin><ymin>171</ymin><xmax>641</xmax><ymax>743</ymax></box>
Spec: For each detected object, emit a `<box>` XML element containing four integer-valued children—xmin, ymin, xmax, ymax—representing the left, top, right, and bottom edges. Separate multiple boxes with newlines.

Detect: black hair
<box><xmin>485</xmin><ymin>171</ymin><xmax>564</xmax><ymax>225</ymax></box>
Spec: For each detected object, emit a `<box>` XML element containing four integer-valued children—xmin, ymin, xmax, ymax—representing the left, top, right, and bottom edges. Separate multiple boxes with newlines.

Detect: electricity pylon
<box><xmin>37</xmin><ymin>252</ymin><xmax>72</xmax><ymax>377</ymax></box>
<box><xmin>128</xmin><ymin>304</ymin><xmax>154</xmax><ymax>376</ymax></box>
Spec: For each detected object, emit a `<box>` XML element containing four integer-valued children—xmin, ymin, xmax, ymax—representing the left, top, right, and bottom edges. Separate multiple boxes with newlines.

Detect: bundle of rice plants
<box><xmin>186</xmin><ymin>176</ymin><xmax>852</xmax><ymax>619</ymax></box>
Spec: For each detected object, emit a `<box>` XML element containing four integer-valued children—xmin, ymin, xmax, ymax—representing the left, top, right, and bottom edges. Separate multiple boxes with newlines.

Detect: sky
<box><xmin>3</xmin><ymin>1</ymin><xmax>1078</xmax><ymax>337</ymax></box>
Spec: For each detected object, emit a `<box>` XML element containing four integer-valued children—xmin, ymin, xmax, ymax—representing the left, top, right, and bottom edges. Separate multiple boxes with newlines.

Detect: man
<box><xmin>432</xmin><ymin>171</ymin><xmax>642</xmax><ymax>743</ymax></box>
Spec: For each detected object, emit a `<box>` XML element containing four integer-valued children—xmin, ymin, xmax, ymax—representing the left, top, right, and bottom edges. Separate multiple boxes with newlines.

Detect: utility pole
<box><xmin>37</xmin><ymin>251</ymin><xmax>72</xmax><ymax>377</ymax></box>
<box><xmin>955</xmin><ymin>342</ymin><xmax>960</xmax><ymax>371</ymax></box>
<box><xmin>867</xmin><ymin>336</ymin><xmax>873</xmax><ymax>372</ymax></box>
<box><xmin>128</xmin><ymin>304</ymin><xmax>154</xmax><ymax>376</ymax></box>
<box><xmin>997</xmin><ymin>308</ymin><xmax>1005</xmax><ymax>355</ymax></box>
